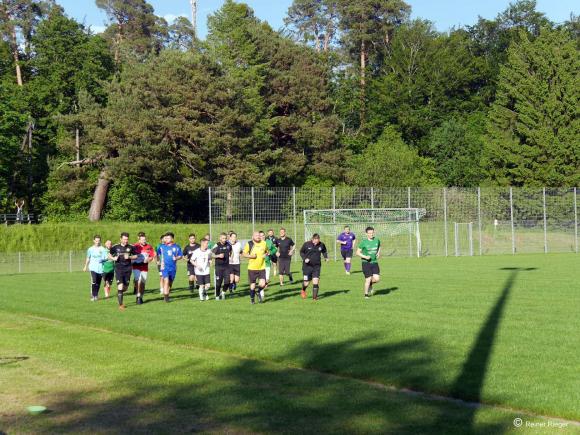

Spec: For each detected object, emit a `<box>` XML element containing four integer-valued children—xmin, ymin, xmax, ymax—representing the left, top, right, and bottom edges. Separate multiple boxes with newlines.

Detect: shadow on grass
<box><xmin>18</xmin><ymin>333</ymin><xmax>510</xmax><ymax>434</ymax></box>
<box><xmin>317</xmin><ymin>290</ymin><xmax>350</xmax><ymax>299</ymax></box>
<box><xmin>435</xmin><ymin>267</ymin><xmax>536</xmax><ymax>431</ymax></box>
<box><xmin>20</xmin><ymin>268</ymin><xmax>537</xmax><ymax>433</ymax></box>
<box><xmin>0</xmin><ymin>356</ymin><xmax>29</xmax><ymax>366</ymax></box>
<box><xmin>374</xmin><ymin>287</ymin><xmax>399</xmax><ymax>296</ymax></box>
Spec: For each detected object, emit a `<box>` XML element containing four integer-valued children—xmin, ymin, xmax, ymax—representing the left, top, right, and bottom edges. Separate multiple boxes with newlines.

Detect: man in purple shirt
<box><xmin>337</xmin><ymin>226</ymin><xmax>356</xmax><ymax>275</ymax></box>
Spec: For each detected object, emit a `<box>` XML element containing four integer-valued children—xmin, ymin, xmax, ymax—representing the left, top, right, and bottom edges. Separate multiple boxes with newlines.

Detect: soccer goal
<box><xmin>303</xmin><ymin>208</ymin><xmax>427</xmax><ymax>258</ymax></box>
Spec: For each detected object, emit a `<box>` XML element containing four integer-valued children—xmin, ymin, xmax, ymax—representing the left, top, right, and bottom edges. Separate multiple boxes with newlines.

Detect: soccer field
<box><xmin>1</xmin><ymin>254</ymin><xmax>579</xmax><ymax>434</ymax></box>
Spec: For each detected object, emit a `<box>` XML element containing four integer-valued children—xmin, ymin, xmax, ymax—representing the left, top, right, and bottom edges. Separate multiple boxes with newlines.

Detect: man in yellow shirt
<box><xmin>243</xmin><ymin>231</ymin><xmax>269</xmax><ymax>304</ymax></box>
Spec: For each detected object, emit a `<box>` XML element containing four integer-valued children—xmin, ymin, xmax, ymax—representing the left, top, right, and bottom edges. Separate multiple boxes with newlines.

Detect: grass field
<box><xmin>1</xmin><ymin>254</ymin><xmax>579</xmax><ymax>434</ymax></box>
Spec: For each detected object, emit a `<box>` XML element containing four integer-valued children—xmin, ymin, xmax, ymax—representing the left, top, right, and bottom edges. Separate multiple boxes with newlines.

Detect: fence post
<box><xmin>510</xmin><ymin>187</ymin><xmax>515</xmax><ymax>255</ymax></box>
<box><xmin>443</xmin><ymin>188</ymin><xmax>448</xmax><ymax>256</ymax></box>
<box><xmin>69</xmin><ymin>250</ymin><xmax>73</xmax><ymax>273</ymax></box>
<box><xmin>208</xmin><ymin>187</ymin><xmax>213</xmax><ymax>241</ymax></box>
<box><xmin>469</xmin><ymin>222</ymin><xmax>474</xmax><ymax>256</ymax></box>
<box><xmin>293</xmin><ymin>186</ymin><xmax>298</xmax><ymax>263</ymax></box>
<box><xmin>454</xmin><ymin>223</ymin><xmax>459</xmax><ymax>256</ymax></box>
<box><xmin>18</xmin><ymin>252</ymin><xmax>22</xmax><ymax>274</ymax></box>
<box><xmin>478</xmin><ymin>187</ymin><xmax>483</xmax><ymax>256</ymax></box>
<box><xmin>251</xmin><ymin>187</ymin><xmax>255</xmax><ymax>233</ymax></box>
<box><xmin>408</xmin><ymin>187</ymin><xmax>413</xmax><ymax>257</ymax></box>
<box><xmin>332</xmin><ymin>186</ymin><xmax>337</xmax><ymax>262</ymax></box>
<box><xmin>543</xmin><ymin>187</ymin><xmax>548</xmax><ymax>254</ymax></box>
<box><xmin>574</xmin><ymin>187</ymin><xmax>578</xmax><ymax>254</ymax></box>
<box><xmin>370</xmin><ymin>187</ymin><xmax>375</xmax><ymax>222</ymax></box>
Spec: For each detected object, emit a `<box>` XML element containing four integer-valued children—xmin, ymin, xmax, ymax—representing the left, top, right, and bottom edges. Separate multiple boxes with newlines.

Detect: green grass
<box><xmin>1</xmin><ymin>254</ymin><xmax>579</xmax><ymax>434</ymax></box>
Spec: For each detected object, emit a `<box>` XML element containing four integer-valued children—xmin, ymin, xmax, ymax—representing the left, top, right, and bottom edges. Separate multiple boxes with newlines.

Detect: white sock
<box><xmin>260</xmin><ymin>289</ymin><xmax>265</xmax><ymax>300</ymax></box>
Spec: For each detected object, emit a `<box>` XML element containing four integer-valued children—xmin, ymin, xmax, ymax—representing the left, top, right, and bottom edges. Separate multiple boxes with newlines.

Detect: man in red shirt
<box><xmin>133</xmin><ymin>232</ymin><xmax>155</xmax><ymax>305</ymax></box>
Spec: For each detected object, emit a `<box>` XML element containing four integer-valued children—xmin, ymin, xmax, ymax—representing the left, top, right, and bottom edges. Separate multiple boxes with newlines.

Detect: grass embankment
<box><xmin>0</xmin><ymin>222</ymin><xmax>209</xmax><ymax>252</ymax></box>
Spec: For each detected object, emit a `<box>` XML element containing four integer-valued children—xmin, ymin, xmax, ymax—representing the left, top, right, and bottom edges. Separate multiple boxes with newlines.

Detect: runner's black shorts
<box><xmin>248</xmin><ymin>269</ymin><xmax>266</xmax><ymax>283</ymax></box>
<box><xmin>278</xmin><ymin>257</ymin><xmax>292</xmax><ymax>275</ymax></box>
<box><xmin>341</xmin><ymin>249</ymin><xmax>353</xmax><ymax>260</ymax></box>
<box><xmin>302</xmin><ymin>263</ymin><xmax>321</xmax><ymax>281</ymax></box>
<box><xmin>362</xmin><ymin>262</ymin><xmax>380</xmax><ymax>278</ymax></box>
<box><xmin>103</xmin><ymin>271</ymin><xmax>114</xmax><ymax>284</ymax></box>
<box><xmin>196</xmin><ymin>274</ymin><xmax>210</xmax><ymax>285</ymax></box>
<box><xmin>229</xmin><ymin>264</ymin><xmax>241</xmax><ymax>276</ymax></box>
<box><xmin>115</xmin><ymin>267</ymin><xmax>132</xmax><ymax>286</ymax></box>
<box><xmin>187</xmin><ymin>263</ymin><xmax>196</xmax><ymax>276</ymax></box>
<box><xmin>215</xmin><ymin>265</ymin><xmax>229</xmax><ymax>281</ymax></box>
<box><xmin>269</xmin><ymin>254</ymin><xmax>278</xmax><ymax>264</ymax></box>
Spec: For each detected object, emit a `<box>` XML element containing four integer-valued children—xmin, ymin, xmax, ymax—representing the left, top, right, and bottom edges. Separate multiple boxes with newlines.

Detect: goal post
<box><xmin>303</xmin><ymin>208</ymin><xmax>427</xmax><ymax>258</ymax></box>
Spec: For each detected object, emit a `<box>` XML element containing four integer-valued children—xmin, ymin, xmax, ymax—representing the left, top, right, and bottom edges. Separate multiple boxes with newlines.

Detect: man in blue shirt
<box><xmin>336</xmin><ymin>226</ymin><xmax>356</xmax><ymax>275</ymax></box>
<box><xmin>158</xmin><ymin>232</ymin><xmax>183</xmax><ymax>303</ymax></box>
<box><xmin>83</xmin><ymin>235</ymin><xmax>108</xmax><ymax>301</ymax></box>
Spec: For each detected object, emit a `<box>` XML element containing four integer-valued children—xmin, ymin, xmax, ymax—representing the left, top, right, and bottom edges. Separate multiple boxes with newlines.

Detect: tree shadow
<box><xmin>10</xmin><ymin>333</ymin><xmax>508</xmax><ymax>434</ymax></box>
<box><xmin>435</xmin><ymin>267</ymin><xmax>536</xmax><ymax>431</ymax></box>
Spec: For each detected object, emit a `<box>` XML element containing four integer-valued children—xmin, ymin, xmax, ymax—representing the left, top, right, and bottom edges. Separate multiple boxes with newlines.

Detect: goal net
<box><xmin>304</xmin><ymin>208</ymin><xmax>427</xmax><ymax>258</ymax></box>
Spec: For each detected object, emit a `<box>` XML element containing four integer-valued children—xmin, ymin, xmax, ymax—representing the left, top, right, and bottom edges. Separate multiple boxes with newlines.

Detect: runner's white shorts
<box><xmin>133</xmin><ymin>270</ymin><xmax>148</xmax><ymax>283</ymax></box>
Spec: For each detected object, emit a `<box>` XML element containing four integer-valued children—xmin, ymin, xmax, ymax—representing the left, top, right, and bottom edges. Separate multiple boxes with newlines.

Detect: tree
<box><xmin>346</xmin><ymin>126</ymin><xmax>439</xmax><ymax>186</ymax></box>
<box><xmin>466</xmin><ymin>0</ymin><xmax>552</xmax><ymax>97</ymax></box>
<box><xmin>427</xmin><ymin>113</ymin><xmax>487</xmax><ymax>187</ymax></box>
<box><xmin>366</xmin><ymin>21</ymin><xmax>489</xmax><ymax>147</ymax></box>
<box><xmin>167</xmin><ymin>16</ymin><xmax>195</xmax><ymax>50</ymax></box>
<box><xmin>95</xmin><ymin>0</ymin><xmax>167</xmax><ymax>64</ymax></box>
<box><xmin>285</xmin><ymin>0</ymin><xmax>337</xmax><ymax>52</ymax></box>
<box><xmin>207</xmin><ymin>0</ymin><xmax>342</xmax><ymax>186</ymax></box>
<box><xmin>485</xmin><ymin>28</ymin><xmax>579</xmax><ymax>186</ymax></box>
<box><xmin>0</xmin><ymin>80</ymin><xmax>28</xmax><ymax>209</ymax></box>
<box><xmin>0</xmin><ymin>0</ymin><xmax>48</xmax><ymax>86</ymax></box>
<box><xmin>336</xmin><ymin>0</ymin><xmax>410</xmax><ymax>125</ymax></box>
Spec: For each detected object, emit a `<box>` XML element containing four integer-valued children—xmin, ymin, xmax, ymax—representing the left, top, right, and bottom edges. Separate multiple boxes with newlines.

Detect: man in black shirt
<box><xmin>299</xmin><ymin>234</ymin><xmax>328</xmax><ymax>301</ymax></box>
<box><xmin>276</xmin><ymin>228</ymin><xmax>295</xmax><ymax>286</ymax></box>
<box><xmin>109</xmin><ymin>232</ymin><xmax>138</xmax><ymax>310</ymax></box>
<box><xmin>183</xmin><ymin>233</ymin><xmax>200</xmax><ymax>291</ymax></box>
<box><xmin>211</xmin><ymin>232</ymin><xmax>232</xmax><ymax>300</ymax></box>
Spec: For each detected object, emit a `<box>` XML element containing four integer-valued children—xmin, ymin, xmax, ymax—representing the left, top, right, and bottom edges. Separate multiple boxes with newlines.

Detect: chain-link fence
<box><xmin>0</xmin><ymin>251</ymin><xmax>86</xmax><ymax>275</ymax></box>
<box><xmin>209</xmin><ymin>187</ymin><xmax>579</xmax><ymax>260</ymax></box>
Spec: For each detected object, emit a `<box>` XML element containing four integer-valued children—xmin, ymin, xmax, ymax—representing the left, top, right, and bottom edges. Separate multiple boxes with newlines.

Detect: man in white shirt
<box><xmin>228</xmin><ymin>232</ymin><xmax>243</xmax><ymax>295</ymax></box>
<box><xmin>191</xmin><ymin>238</ymin><xmax>212</xmax><ymax>301</ymax></box>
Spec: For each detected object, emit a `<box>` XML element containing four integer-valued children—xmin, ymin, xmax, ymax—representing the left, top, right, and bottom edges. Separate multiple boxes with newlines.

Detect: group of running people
<box><xmin>84</xmin><ymin>226</ymin><xmax>382</xmax><ymax>310</ymax></box>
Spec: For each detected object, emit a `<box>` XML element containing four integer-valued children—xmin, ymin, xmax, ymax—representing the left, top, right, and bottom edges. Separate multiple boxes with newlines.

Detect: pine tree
<box><xmin>485</xmin><ymin>28</ymin><xmax>579</xmax><ymax>186</ymax></box>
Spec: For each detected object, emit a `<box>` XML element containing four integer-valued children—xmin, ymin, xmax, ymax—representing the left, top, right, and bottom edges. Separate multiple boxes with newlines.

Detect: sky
<box><xmin>58</xmin><ymin>0</ymin><xmax>578</xmax><ymax>37</ymax></box>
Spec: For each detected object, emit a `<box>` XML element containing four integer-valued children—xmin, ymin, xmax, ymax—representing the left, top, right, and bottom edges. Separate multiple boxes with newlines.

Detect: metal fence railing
<box><xmin>209</xmin><ymin>187</ymin><xmax>580</xmax><ymax>260</ymax></box>
<box><xmin>0</xmin><ymin>251</ymin><xmax>86</xmax><ymax>275</ymax></box>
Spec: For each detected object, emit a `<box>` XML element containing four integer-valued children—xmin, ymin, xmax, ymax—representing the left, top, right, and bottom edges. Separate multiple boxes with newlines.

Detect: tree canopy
<box><xmin>0</xmin><ymin>0</ymin><xmax>577</xmax><ymax>221</ymax></box>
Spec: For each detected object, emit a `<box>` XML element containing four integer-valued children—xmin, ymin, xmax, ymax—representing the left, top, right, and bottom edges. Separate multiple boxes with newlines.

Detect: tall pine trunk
<box><xmin>10</xmin><ymin>26</ymin><xmax>23</xmax><ymax>86</ymax></box>
<box><xmin>359</xmin><ymin>40</ymin><xmax>367</xmax><ymax>126</ymax></box>
<box><xmin>88</xmin><ymin>170</ymin><xmax>110</xmax><ymax>221</ymax></box>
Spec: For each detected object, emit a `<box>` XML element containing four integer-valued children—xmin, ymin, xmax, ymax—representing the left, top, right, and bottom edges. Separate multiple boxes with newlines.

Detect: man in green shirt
<box><xmin>260</xmin><ymin>231</ymin><xmax>277</xmax><ymax>286</ymax></box>
<box><xmin>102</xmin><ymin>240</ymin><xmax>115</xmax><ymax>299</ymax></box>
<box><xmin>204</xmin><ymin>233</ymin><xmax>216</xmax><ymax>250</ymax></box>
<box><xmin>356</xmin><ymin>226</ymin><xmax>381</xmax><ymax>299</ymax></box>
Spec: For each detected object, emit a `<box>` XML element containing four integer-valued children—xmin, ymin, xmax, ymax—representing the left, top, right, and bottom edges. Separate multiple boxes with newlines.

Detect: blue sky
<box><xmin>59</xmin><ymin>0</ymin><xmax>578</xmax><ymax>37</ymax></box>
